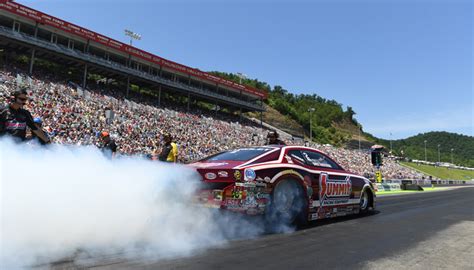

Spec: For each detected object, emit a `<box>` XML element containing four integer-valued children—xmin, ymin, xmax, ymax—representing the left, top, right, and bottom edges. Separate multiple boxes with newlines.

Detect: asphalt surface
<box><xmin>50</xmin><ymin>187</ymin><xmax>474</xmax><ymax>270</ymax></box>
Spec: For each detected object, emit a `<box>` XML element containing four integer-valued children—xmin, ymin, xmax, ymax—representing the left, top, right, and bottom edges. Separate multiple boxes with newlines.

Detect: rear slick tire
<box><xmin>265</xmin><ymin>180</ymin><xmax>307</xmax><ymax>231</ymax></box>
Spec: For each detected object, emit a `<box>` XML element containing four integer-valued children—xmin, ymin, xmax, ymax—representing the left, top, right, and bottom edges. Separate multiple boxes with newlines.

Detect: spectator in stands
<box><xmin>159</xmin><ymin>133</ymin><xmax>178</xmax><ymax>163</ymax></box>
<box><xmin>266</xmin><ymin>131</ymin><xmax>286</xmax><ymax>145</ymax></box>
<box><xmin>0</xmin><ymin>67</ymin><xmax>431</xmax><ymax>180</ymax></box>
<box><xmin>0</xmin><ymin>88</ymin><xmax>50</xmax><ymax>143</ymax></box>
<box><xmin>99</xmin><ymin>131</ymin><xmax>117</xmax><ymax>159</ymax></box>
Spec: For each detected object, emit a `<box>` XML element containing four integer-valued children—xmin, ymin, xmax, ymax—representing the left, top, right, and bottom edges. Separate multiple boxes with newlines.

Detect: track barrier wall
<box><xmin>376</xmin><ymin>179</ymin><xmax>471</xmax><ymax>192</ymax></box>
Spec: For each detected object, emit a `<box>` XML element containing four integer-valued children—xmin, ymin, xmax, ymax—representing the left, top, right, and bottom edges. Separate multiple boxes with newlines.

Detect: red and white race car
<box><xmin>191</xmin><ymin>145</ymin><xmax>376</xmax><ymax>225</ymax></box>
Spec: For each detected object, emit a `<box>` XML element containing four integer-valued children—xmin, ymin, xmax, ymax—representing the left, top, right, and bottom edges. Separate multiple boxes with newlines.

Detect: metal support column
<box><xmin>187</xmin><ymin>93</ymin><xmax>190</xmax><ymax>111</ymax></box>
<box><xmin>28</xmin><ymin>22</ymin><xmax>39</xmax><ymax>75</ymax></box>
<box><xmin>158</xmin><ymin>85</ymin><xmax>161</xmax><ymax>106</ymax></box>
<box><xmin>126</xmin><ymin>76</ymin><xmax>130</xmax><ymax>98</ymax></box>
<box><xmin>239</xmin><ymin>107</ymin><xmax>242</xmax><ymax>122</ymax></box>
<box><xmin>85</xmin><ymin>39</ymin><xmax>90</xmax><ymax>53</ymax></box>
<box><xmin>82</xmin><ymin>64</ymin><xmax>88</xmax><ymax>88</ymax></box>
<box><xmin>33</xmin><ymin>22</ymin><xmax>38</xmax><ymax>38</ymax></box>
<box><xmin>28</xmin><ymin>48</ymin><xmax>35</xmax><ymax>75</ymax></box>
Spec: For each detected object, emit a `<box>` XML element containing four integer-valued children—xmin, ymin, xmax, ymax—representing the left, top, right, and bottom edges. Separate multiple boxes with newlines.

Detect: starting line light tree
<box><xmin>371</xmin><ymin>145</ymin><xmax>384</xmax><ymax>183</ymax></box>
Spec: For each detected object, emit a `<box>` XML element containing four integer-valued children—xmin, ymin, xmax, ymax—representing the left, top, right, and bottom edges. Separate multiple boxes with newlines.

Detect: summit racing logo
<box><xmin>319</xmin><ymin>173</ymin><xmax>352</xmax><ymax>200</ymax></box>
<box><xmin>315</xmin><ymin>173</ymin><xmax>353</xmax><ymax>219</ymax></box>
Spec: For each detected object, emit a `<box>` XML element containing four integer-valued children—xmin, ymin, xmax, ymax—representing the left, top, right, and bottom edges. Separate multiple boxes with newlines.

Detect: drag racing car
<box><xmin>191</xmin><ymin>145</ymin><xmax>376</xmax><ymax>225</ymax></box>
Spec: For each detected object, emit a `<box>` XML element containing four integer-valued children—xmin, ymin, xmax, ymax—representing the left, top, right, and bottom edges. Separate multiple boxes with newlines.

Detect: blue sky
<box><xmin>17</xmin><ymin>0</ymin><xmax>473</xmax><ymax>140</ymax></box>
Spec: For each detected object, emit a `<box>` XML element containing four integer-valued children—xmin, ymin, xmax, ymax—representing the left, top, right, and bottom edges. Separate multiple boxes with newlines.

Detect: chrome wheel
<box><xmin>360</xmin><ymin>190</ymin><xmax>369</xmax><ymax>213</ymax></box>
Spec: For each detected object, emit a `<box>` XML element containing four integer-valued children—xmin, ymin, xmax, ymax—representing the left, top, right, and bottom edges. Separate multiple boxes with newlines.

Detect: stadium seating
<box><xmin>0</xmin><ymin>67</ymin><xmax>427</xmax><ymax>180</ymax></box>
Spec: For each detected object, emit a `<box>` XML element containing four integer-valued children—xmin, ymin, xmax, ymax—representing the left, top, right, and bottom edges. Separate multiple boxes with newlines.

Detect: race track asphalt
<box><xmin>51</xmin><ymin>186</ymin><xmax>474</xmax><ymax>270</ymax></box>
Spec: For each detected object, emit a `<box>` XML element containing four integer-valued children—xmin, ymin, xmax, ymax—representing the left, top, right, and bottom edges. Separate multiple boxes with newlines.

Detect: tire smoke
<box><xmin>0</xmin><ymin>138</ymin><xmax>273</xmax><ymax>269</ymax></box>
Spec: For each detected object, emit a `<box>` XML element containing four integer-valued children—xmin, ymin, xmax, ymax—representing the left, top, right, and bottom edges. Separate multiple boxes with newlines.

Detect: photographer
<box><xmin>0</xmin><ymin>88</ymin><xmax>50</xmax><ymax>144</ymax></box>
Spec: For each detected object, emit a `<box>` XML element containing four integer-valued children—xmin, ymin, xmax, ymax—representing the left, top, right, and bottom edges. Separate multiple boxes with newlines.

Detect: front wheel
<box><xmin>359</xmin><ymin>189</ymin><xmax>372</xmax><ymax>214</ymax></box>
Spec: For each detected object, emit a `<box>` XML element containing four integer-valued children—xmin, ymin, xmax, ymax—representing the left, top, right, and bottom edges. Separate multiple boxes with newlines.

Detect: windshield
<box><xmin>204</xmin><ymin>147</ymin><xmax>275</xmax><ymax>161</ymax></box>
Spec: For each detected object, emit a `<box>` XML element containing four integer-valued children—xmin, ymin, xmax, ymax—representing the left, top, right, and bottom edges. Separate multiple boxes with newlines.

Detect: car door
<box><xmin>286</xmin><ymin>149</ymin><xmax>318</xmax><ymax>197</ymax></box>
<box><xmin>300</xmin><ymin>149</ymin><xmax>354</xmax><ymax>218</ymax></box>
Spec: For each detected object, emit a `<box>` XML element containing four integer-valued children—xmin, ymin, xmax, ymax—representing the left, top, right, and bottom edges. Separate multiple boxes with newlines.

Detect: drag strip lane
<box><xmin>51</xmin><ymin>187</ymin><xmax>474</xmax><ymax>270</ymax></box>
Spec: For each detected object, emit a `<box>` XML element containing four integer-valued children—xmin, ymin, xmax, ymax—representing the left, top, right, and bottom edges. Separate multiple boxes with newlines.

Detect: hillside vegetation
<box><xmin>210</xmin><ymin>71</ymin><xmax>361</xmax><ymax>146</ymax></box>
<box><xmin>372</xmin><ymin>132</ymin><xmax>474</xmax><ymax>167</ymax></box>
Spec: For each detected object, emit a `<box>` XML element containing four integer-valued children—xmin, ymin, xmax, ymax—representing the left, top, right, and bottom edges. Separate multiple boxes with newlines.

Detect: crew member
<box><xmin>158</xmin><ymin>133</ymin><xmax>178</xmax><ymax>163</ymax></box>
<box><xmin>0</xmin><ymin>88</ymin><xmax>50</xmax><ymax>143</ymax></box>
<box><xmin>266</xmin><ymin>131</ymin><xmax>286</xmax><ymax>145</ymax></box>
<box><xmin>99</xmin><ymin>131</ymin><xmax>117</xmax><ymax>159</ymax></box>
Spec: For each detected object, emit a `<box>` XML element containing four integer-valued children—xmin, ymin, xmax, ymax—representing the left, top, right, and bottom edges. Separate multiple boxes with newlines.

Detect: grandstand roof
<box><xmin>0</xmin><ymin>0</ymin><xmax>267</xmax><ymax>99</ymax></box>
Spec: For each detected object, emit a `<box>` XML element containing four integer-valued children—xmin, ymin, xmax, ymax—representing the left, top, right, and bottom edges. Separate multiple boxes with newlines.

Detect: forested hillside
<box><xmin>210</xmin><ymin>71</ymin><xmax>360</xmax><ymax>146</ymax></box>
<box><xmin>375</xmin><ymin>132</ymin><xmax>474</xmax><ymax>167</ymax></box>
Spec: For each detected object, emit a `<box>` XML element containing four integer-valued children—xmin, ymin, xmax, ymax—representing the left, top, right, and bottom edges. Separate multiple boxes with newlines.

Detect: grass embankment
<box><xmin>400</xmin><ymin>162</ymin><xmax>474</xmax><ymax>180</ymax></box>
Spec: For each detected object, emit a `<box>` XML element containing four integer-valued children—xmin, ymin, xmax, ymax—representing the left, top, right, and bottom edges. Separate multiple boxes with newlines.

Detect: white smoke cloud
<box><xmin>0</xmin><ymin>138</ymin><xmax>275</xmax><ymax>269</ymax></box>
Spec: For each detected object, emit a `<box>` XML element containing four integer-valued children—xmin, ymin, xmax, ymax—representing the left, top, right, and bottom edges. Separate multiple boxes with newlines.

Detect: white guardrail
<box><xmin>376</xmin><ymin>179</ymin><xmax>472</xmax><ymax>191</ymax></box>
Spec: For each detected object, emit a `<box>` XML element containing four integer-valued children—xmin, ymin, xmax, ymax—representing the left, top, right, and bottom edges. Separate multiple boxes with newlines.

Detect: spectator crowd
<box><xmin>0</xmin><ymin>67</ymin><xmax>427</xmax><ymax>180</ymax></box>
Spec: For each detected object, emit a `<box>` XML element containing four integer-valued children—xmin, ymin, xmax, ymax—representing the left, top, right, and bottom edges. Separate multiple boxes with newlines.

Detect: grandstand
<box><xmin>0</xmin><ymin>1</ymin><xmax>432</xmax><ymax>180</ymax></box>
<box><xmin>0</xmin><ymin>0</ymin><xmax>266</xmax><ymax>118</ymax></box>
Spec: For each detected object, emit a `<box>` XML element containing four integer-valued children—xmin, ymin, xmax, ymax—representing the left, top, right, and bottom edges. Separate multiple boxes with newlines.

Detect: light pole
<box><xmin>424</xmin><ymin>140</ymin><xmax>427</xmax><ymax>162</ymax></box>
<box><xmin>437</xmin><ymin>144</ymin><xmax>441</xmax><ymax>163</ymax></box>
<box><xmin>451</xmin><ymin>148</ymin><xmax>454</xmax><ymax>165</ymax></box>
<box><xmin>124</xmin><ymin>29</ymin><xmax>141</xmax><ymax>46</ymax></box>
<box><xmin>236</xmin><ymin>72</ymin><xmax>247</xmax><ymax>84</ymax></box>
<box><xmin>358</xmin><ymin>126</ymin><xmax>361</xmax><ymax>151</ymax></box>
<box><xmin>390</xmin><ymin>132</ymin><xmax>393</xmax><ymax>154</ymax></box>
<box><xmin>308</xmin><ymin>107</ymin><xmax>315</xmax><ymax>142</ymax></box>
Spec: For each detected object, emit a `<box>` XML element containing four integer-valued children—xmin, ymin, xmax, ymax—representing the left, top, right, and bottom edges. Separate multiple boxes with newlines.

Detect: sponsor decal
<box><xmin>212</xmin><ymin>190</ymin><xmax>223</xmax><ymax>201</ymax></box>
<box><xmin>242</xmin><ymin>194</ymin><xmax>258</xmax><ymax>207</ymax></box>
<box><xmin>205</xmin><ymin>172</ymin><xmax>217</xmax><ymax>180</ymax></box>
<box><xmin>231</xmin><ymin>190</ymin><xmax>244</xmax><ymax>199</ymax></box>
<box><xmin>235</xmin><ymin>182</ymin><xmax>257</xmax><ymax>188</ymax></box>
<box><xmin>218</xmin><ymin>171</ymin><xmax>229</xmax><ymax>178</ymax></box>
<box><xmin>194</xmin><ymin>162</ymin><xmax>229</xmax><ymax>168</ymax></box>
<box><xmin>304</xmin><ymin>175</ymin><xmax>313</xmax><ymax>198</ymax></box>
<box><xmin>317</xmin><ymin>173</ymin><xmax>352</xmax><ymax>218</ymax></box>
<box><xmin>244</xmin><ymin>169</ymin><xmax>256</xmax><ymax>182</ymax></box>
<box><xmin>263</xmin><ymin>176</ymin><xmax>271</xmax><ymax>183</ymax></box>
<box><xmin>319</xmin><ymin>173</ymin><xmax>352</xmax><ymax>199</ymax></box>
<box><xmin>224</xmin><ymin>198</ymin><xmax>241</xmax><ymax>207</ymax></box>
<box><xmin>234</xmin><ymin>170</ymin><xmax>242</xmax><ymax>181</ymax></box>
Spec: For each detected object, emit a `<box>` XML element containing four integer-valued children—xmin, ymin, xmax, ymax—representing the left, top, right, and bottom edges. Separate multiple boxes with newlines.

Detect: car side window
<box><xmin>302</xmin><ymin>150</ymin><xmax>341</xmax><ymax>170</ymax></box>
<box><xmin>287</xmin><ymin>150</ymin><xmax>306</xmax><ymax>165</ymax></box>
